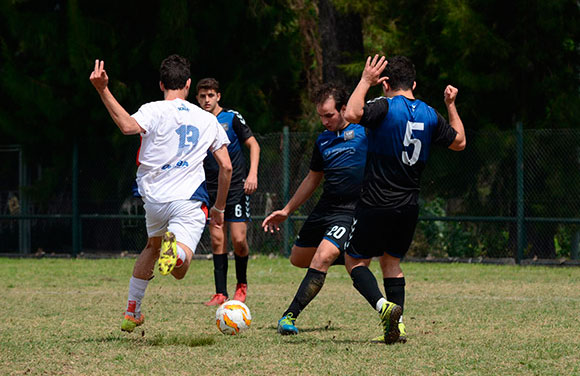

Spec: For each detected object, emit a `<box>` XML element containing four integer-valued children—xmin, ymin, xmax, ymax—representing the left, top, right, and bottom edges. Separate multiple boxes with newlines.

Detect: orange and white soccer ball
<box><xmin>215</xmin><ymin>300</ymin><xmax>252</xmax><ymax>335</ymax></box>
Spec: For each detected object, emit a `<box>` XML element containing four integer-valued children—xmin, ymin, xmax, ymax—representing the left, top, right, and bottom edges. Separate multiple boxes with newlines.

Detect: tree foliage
<box><xmin>0</xmin><ymin>0</ymin><xmax>578</xmax><ymax>216</ymax></box>
<box><xmin>333</xmin><ymin>0</ymin><xmax>580</xmax><ymax>130</ymax></box>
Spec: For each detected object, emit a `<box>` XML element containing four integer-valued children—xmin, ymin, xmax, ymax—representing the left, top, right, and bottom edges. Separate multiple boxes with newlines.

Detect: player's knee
<box><xmin>312</xmin><ymin>250</ymin><xmax>339</xmax><ymax>269</ymax></box>
<box><xmin>231</xmin><ymin>237</ymin><xmax>248</xmax><ymax>253</ymax></box>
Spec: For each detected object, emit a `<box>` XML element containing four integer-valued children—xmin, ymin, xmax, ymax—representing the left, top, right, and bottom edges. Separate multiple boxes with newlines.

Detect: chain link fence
<box><xmin>1</xmin><ymin>128</ymin><xmax>579</xmax><ymax>262</ymax></box>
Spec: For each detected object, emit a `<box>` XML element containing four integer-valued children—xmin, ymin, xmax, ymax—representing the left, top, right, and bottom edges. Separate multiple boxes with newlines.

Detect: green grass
<box><xmin>1</xmin><ymin>256</ymin><xmax>579</xmax><ymax>375</ymax></box>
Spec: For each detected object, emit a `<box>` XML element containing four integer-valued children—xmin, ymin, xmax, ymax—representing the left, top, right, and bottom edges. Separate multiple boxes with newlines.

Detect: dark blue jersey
<box><xmin>310</xmin><ymin>123</ymin><xmax>368</xmax><ymax>211</ymax></box>
<box><xmin>203</xmin><ymin>109</ymin><xmax>253</xmax><ymax>191</ymax></box>
<box><xmin>359</xmin><ymin>95</ymin><xmax>457</xmax><ymax>208</ymax></box>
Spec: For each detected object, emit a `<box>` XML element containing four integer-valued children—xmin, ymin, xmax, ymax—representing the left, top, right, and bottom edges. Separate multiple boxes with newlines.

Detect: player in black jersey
<box><xmin>343</xmin><ymin>55</ymin><xmax>466</xmax><ymax>344</ymax></box>
<box><xmin>196</xmin><ymin>78</ymin><xmax>261</xmax><ymax>306</ymax></box>
<box><xmin>262</xmin><ymin>83</ymin><xmax>368</xmax><ymax>335</ymax></box>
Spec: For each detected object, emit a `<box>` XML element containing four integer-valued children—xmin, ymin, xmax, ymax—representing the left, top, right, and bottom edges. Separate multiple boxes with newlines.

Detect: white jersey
<box><xmin>132</xmin><ymin>98</ymin><xmax>229</xmax><ymax>204</ymax></box>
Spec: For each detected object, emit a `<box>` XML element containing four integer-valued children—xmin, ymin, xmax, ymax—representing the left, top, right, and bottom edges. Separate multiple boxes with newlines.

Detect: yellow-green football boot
<box><xmin>158</xmin><ymin>232</ymin><xmax>177</xmax><ymax>276</ymax></box>
<box><xmin>372</xmin><ymin>322</ymin><xmax>407</xmax><ymax>343</ymax></box>
<box><xmin>378</xmin><ymin>301</ymin><xmax>402</xmax><ymax>344</ymax></box>
<box><xmin>121</xmin><ymin>313</ymin><xmax>145</xmax><ymax>333</ymax></box>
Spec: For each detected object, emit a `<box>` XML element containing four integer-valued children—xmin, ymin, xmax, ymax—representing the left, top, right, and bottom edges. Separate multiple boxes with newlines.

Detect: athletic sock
<box><xmin>126</xmin><ymin>276</ymin><xmax>149</xmax><ymax>317</ymax></box>
<box><xmin>375</xmin><ymin>297</ymin><xmax>388</xmax><ymax>312</ymax></box>
<box><xmin>175</xmin><ymin>245</ymin><xmax>186</xmax><ymax>268</ymax></box>
<box><xmin>384</xmin><ymin>277</ymin><xmax>406</xmax><ymax>314</ymax></box>
<box><xmin>234</xmin><ymin>254</ymin><xmax>249</xmax><ymax>284</ymax></box>
<box><xmin>351</xmin><ymin>266</ymin><xmax>384</xmax><ymax>310</ymax></box>
<box><xmin>283</xmin><ymin>268</ymin><xmax>327</xmax><ymax>319</ymax></box>
<box><xmin>213</xmin><ymin>253</ymin><xmax>228</xmax><ymax>296</ymax></box>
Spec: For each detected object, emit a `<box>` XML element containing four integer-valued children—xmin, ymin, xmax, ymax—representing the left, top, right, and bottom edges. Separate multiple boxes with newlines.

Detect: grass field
<box><xmin>1</xmin><ymin>256</ymin><xmax>579</xmax><ymax>375</ymax></box>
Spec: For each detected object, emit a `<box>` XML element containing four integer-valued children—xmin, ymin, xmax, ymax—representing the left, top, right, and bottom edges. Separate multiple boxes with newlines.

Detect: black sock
<box><xmin>384</xmin><ymin>277</ymin><xmax>405</xmax><ymax>314</ymax></box>
<box><xmin>283</xmin><ymin>268</ymin><xmax>327</xmax><ymax>319</ymax></box>
<box><xmin>331</xmin><ymin>252</ymin><xmax>345</xmax><ymax>266</ymax></box>
<box><xmin>213</xmin><ymin>253</ymin><xmax>228</xmax><ymax>296</ymax></box>
<box><xmin>351</xmin><ymin>266</ymin><xmax>384</xmax><ymax>310</ymax></box>
<box><xmin>234</xmin><ymin>254</ymin><xmax>248</xmax><ymax>284</ymax></box>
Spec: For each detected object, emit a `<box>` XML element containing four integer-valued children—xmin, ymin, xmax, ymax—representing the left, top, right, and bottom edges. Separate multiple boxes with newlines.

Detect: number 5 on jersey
<box><xmin>402</xmin><ymin>121</ymin><xmax>424</xmax><ymax>166</ymax></box>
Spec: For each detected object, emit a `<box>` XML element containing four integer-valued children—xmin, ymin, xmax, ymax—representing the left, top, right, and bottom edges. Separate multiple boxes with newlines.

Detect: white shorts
<box><xmin>143</xmin><ymin>200</ymin><xmax>207</xmax><ymax>253</ymax></box>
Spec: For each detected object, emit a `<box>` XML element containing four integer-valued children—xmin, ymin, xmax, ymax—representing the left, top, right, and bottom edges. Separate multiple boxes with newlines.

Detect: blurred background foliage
<box><xmin>0</xmin><ymin>0</ymin><xmax>578</xmax><ymax>257</ymax></box>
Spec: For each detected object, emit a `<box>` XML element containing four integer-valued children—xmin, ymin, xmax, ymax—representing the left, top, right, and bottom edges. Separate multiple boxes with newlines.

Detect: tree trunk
<box><xmin>288</xmin><ymin>0</ymin><xmax>323</xmax><ymax>105</ymax></box>
<box><xmin>317</xmin><ymin>0</ymin><xmax>363</xmax><ymax>89</ymax></box>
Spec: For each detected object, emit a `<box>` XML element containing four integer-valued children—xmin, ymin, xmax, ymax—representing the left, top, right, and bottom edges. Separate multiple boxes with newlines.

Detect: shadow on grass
<box><xmin>265</xmin><ymin>320</ymin><xmax>342</xmax><ymax>333</ymax></box>
<box><xmin>264</xmin><ymin>323</ymin><xmax>370</xmax><ymax>345</ymax></box>
<box><xmin>87</xmin><ymin>333</ymin><xmax>216</xmax><ymax>347</ymax></box>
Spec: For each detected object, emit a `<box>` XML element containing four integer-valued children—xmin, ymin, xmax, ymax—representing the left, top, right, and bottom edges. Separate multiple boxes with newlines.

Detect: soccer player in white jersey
<box><xmin>89</xmin><ymin>54</ymin><xmax>232</xmax><ymax>333</ymax></box>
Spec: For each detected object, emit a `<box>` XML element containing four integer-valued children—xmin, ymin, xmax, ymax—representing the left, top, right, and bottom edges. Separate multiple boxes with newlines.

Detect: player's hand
<box><xmin>244</xmin><ymin>174</ymin><xmax>258</xmax><ymax>195</ymax></box>
<box><xmin>89</xmin><ymin>59</ymin><xmax>109</xmax><ymax>93</ymax></box>
<box><xmin>444</xmin><ymin>85</ymin><xmax>458</xmax><ymax>106</ymax></box>
<box><xmin>261</xmin><ymin>210</ymin><xmax>288</xmax><ymax>233</ymax></box>
<box><xmin>209</xmin><ymin>208</ymin><xmax>225</xmax><ymax>229</ymax></box>
<box><xmin>361</xmin><ymin>54</ymin><xmax>389</xmax><ymax>87</ymax></box>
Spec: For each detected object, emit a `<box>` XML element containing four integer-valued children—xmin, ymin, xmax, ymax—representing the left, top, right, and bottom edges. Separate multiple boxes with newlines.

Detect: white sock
<box><xmin>376</xmin><ymin>297</ymin><xmax>388</xmax><ymax>313</ymax></box>
<box><xmin>399</xmin><ymin>315</ymin><xmax>404</xmax><ymax>323</ymax></box>
<box><xmin>177</xmin><ymin>245</ymin><xmax>186</xmax><ymax>261</ymax></box>
<box><xmin>127</xmin><ymin>276</ymin><xmax>149</xmax><ymax>317</ymax></box>
<box><xmin>176</xmin><ymin>245</ymin><xmax>187</xmax><ymax>267</ymax></box>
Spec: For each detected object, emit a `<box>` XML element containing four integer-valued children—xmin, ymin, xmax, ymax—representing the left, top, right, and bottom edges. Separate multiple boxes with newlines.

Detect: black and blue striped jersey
<box><xmin>310</xmin><ymin>123</ymin><xmax>368</xmax><ymax>211</ymax></box>
<box><xmin>359</xmin><ymin>95</ymin><xmax>457</xmax><ymax>208</ymax></box>
<box><xmin>203</xmin><ymin>109</ymin><xmax>253</xmax><ymax>192</ymax></box>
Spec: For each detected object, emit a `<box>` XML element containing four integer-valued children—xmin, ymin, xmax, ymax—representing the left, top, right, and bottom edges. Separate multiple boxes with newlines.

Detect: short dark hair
<box><xmin>381</xmin><ymin>56</ymin><xmax>416</xmax><ymax>91</ymax></box>
<box><xmin>312</xmin><ymin>82</ymin><xmax>349</xmax><ymax>111</ymax></box>
<box><xmin>196</xmin><ymin>78</ymin><xmax>220</xmax><ymax>93</ymax></box>
<box><xmin>159</xmin><ymin>54</ymin><xmax>191</xmax><ymax>90</ymax></box>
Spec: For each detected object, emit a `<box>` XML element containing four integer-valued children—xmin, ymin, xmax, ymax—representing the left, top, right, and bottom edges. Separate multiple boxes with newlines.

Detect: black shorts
<box><xmin>346</xmin><ymin>203</ymin><xmax>419</xmax><ymax>259</ymax></box>
<box><xmin>208</xmin><ymin>189</ymin><xmax>251</xmax><ymax>222</ymax></box>
<box><xmin>295</xmin><ymin>209</ymin><xmax>353</xmax><ymax>252</ymax></box>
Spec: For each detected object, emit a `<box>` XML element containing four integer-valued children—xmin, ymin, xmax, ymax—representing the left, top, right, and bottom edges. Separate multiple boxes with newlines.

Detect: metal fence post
<box><xmin>516</xmin><ymin>122</ymin><xmax>525</xmax><ymax>264</ymax></box>
<box><xmin>282</xmin><ymin>126</ymin><xmax>290</xmax><ymax>256</ymax></box>
<box><xmin>18</xmin><ymin>146</ymin><xmax>31</xmax><ymax>254</ymax></box>
<box><xmin>72</xmin><ymin>142</ymin><xmax>80</xmax><ymax>257</ymax></box>
<box><xmin>572</xmin><ymin>231</ymin><xmax>579</xmax><ymax>260</ymax></box>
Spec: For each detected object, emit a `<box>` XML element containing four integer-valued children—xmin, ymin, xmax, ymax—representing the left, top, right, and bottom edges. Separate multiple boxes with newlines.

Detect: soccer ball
<box><xmin>215</xmin><ymin>300</ymin><xmax>252</xmax><ymax>335</ymax></box>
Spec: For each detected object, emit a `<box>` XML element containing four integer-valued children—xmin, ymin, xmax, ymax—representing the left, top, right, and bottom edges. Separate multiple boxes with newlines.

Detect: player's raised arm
<box><xmin>344</xmin><ymin>55</ymin><xmax>389</xmax><ymax>124</ymax></box>
<box><xmin>210</xmin><ymin>145</ymin><xmax>233</xmax><ymax>228</ymax></box>
<box><xmin>89</xmin><ymin>59</ymin><xmax>144</xmax><ymax>135</ymax></box>
<box><xmin>243</xmin><ymin>136</ymin><xmax>260</xmax><ymax>195</ymax></box>
<box><xmin>443</xmin><ymin>85</ymin><xmax>466</xmax><ymax>151</ymax></box>
<box><xmin>262</xmin><ymin>170</ymin><xmax>323</xmax><ymax>233</ymax></box>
